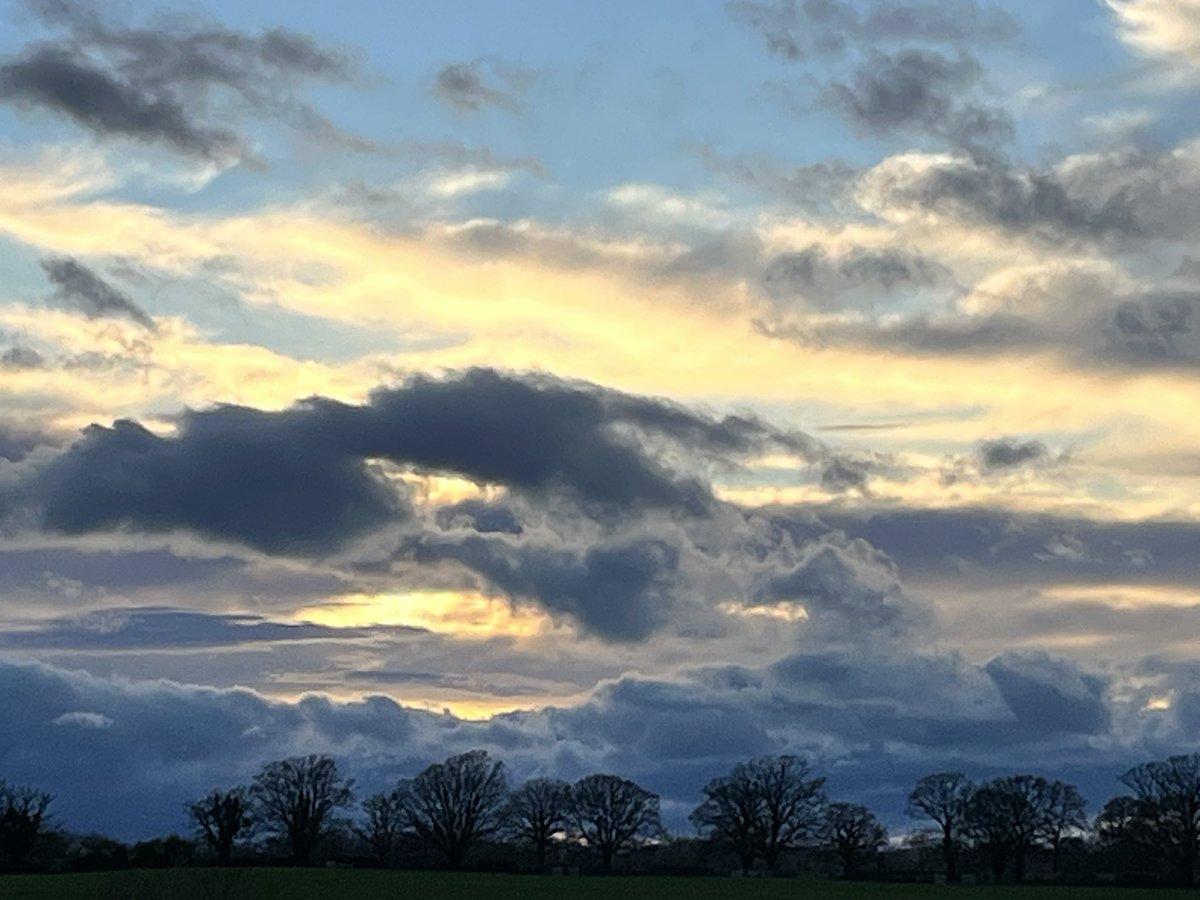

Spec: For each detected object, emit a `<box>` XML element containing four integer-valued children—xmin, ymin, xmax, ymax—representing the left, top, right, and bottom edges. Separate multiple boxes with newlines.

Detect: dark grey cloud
<box><xmin>1</xmin><ymin>2</ymin><xmax>356</xmax><ymax>159</ymax></box>
<box><xmin>867</xmin><ymin>158</ymin><xmax>1125</xmax><ymax>238</ymax></box>
<box><xmin>978</xmin><ymin>437</ymin><xmax>1049</xmax><ymax>472</ymax></box>
<box><xmin>16</xmin><ymin>369</ymin><xmax>814</xmax><ymax>556</ymax></box>
<box><xmin>40</xmin><ymin>256</ymin><xmax>155</xmax><ymax>330</ymax></box>
<box><xmin>0</xmin><ymin>424</ymin><xmax>49</xmax><ymax>462</ymax></box>
<box><xmin>819</xmin><ymin>456</ymin><xmax>872</xmax><ymax>493</ymax></box>
<box><xmin>823</xmin><ymin>50</ymin><xmax>1013</xmax><ymax>153</ymax></box>
<box><xmin>30</xmin><ymin>414</ymin><xmax>406</xmax><ymax>556</ymax></box>
<box><xmin>762</xmin><ymin>243</ymin><xmax>956</xmax><ymax>311</ymax></box>
<box><xmin>0</xmin><ymin>46</ymin><xmax>241</xmax><ymax>160</ymax></box>
<box><xmin>434</xmin><ymin>499</ymin><xmax>524</xmax><ymax>535</ymax></box>
<box><xmin>728</xmin><ymin>0</ymin><xmax>1017</xmax><ymax>61</ymax></box>
<box><xmin>433</xmin><ymin>61</ymin><xmax>521</xmax><ymax>114</ymax></box>
<box><xmin>402</xmin><ymin>533</ymin><xmax>680</xmax><ymax>642</ymax></box>
<box><xmin>859</xmin><ymin>145</ymin><xmax>1200</xmax><ymax>246</ymax></box>
<box><xmin>984</xmin><ymin>651</ymin><xmax>1111</xmax><ymax>736</ymax></box>
<box><xmin>751</xmin><ymin>535</ymin><xmax>931</xmax><ymax>639</ymax></box>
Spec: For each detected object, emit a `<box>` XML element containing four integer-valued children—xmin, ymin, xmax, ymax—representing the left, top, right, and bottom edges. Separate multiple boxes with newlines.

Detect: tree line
<box><xmin>4</xmin><ymin>751</ymin><xmax>1200</xmax><ymax>884</ymax></box>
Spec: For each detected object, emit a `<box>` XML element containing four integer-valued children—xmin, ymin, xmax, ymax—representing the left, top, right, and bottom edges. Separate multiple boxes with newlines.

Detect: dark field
<box><xmin>0</xmin><ymin>870</ymin><xmax>1181</xmax><ymax>900</ymax></box>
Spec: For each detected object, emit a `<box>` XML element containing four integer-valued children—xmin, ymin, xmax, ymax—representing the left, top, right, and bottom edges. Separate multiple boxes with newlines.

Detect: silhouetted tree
<box><xmin>906</xmin><ymin>772</ymin><xmax>972</xmax><ymax>882</ymax></box>
<box><xmin>690</xmin><ymin>755</ymin><xmax>826</xmax><ymax>873</ymax></box>
<box><xmin>821</xmin><ymin>802</ymin><xmax>887</xmax><ymax>876</ymax></box>
<box><xmin>396</xmin><ymin>750</ymin><xmax>508</xmax><ymax>869</ymax></box>
<box><xmin>568</xmin><ymin>773</ymin><xmax>664</xmax><ymax>873</ymax></box>
<box><xmin>1120</xmin><ymin>753</ymin><xmax>1200</xmax><ymax>884</ymax></box>
<box><xmin>967</xmin><ymin>775</ymin><xmax>1058</xmax><ymax>883</ymax></box>
<box><xmin>504</xmin><ymin>777</ymin><xmax>570</xmax><ymax>870</ymax></box>
<box><xmin>0</xmin><ymin>782</ymin><xmax>52</xmax><ymax>870</ymax></box>
<box><xmin>356</xmin><ymin>788</ymin><xmax>406</xmax><ymax>867</ymax></box>
<box><xmin>1095</xmin><ymin>794</ymin><xmax>1141</xmax><ymax>845</ymax></box>
<box><xmin>746</xmin><ymin>755</ymin><xmax>826</xmax><ymax>873</ymax></box>
<box><xmin>189</xmin><ymin>788</ymin><xmax>251</xmax><ymax>865</ymax></box>
<box><xmin>250</xmin><ymin>755</ymin><xmax>354</xmax><ymax>866</ymax></box>
<box><xmin>1095</xmin><ymin>794</ymin><xmax>1153</xmax><ymax>878</ymax></box>
<box><xmin>1038</xmin><ymin>780</ymin><xmax>1088</xmax><ymax>875</ymax></box>
<box><xmin>690</xmin><ymin>768</ymin><xmax>762</xmax><ymax>873</ymax></box>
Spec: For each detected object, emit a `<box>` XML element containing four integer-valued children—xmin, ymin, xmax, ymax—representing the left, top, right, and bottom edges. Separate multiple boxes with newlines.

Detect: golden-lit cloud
<box><xmin>295</xmin><ymin>590</ymin><xmax>553</xmax><ymax>638</ymax></box>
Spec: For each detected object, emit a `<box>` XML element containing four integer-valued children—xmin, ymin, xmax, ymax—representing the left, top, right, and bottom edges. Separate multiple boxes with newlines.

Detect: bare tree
<box><xmin>966</xmin><ymin>775</ymin><xmax>1053</xmax><ymax>883</ymax></box>
<box><xmin>356</xmin><ymin>788</ymin><xmax>406</xmax><ymax>866</ymax></box>
<box><xmin>504</xmin><ymin>777</ymin><xmax>570</xmax><ymax>870</ymax></box>
<box><xmin>396</xmin><ymin>750</ymin><xmax>508</xmax><ymax>869</ymax></box>
<box><xmin>0</xmin><ymin>783</ymin><xmax>52</xmax><ymax>870</ymax></box>
<box><xmin>746</xmin><ymin>755</ymin><xmax>826</xmax><ymax>873</ymax></box>
<box><xmin>250</xmin><ymin>755</ymin><xmax>354</xmax><ymax>866</ymax></box>
<box><xmin>568</xmin><ymin>773</ymin><xmax>664</xmax><ymax>873</ymax></box>
<box><xmin>189</xmin><ymin>787</ymin><xmax>251</xmax><ymax>865</ymax></box>
<box><xmin>690</xmin><ymin>769</ymin><xmax>762</xmax><ymax>873</ymax></box>
<box><xmin>821</xmin><ymin>802</ymin><xmax>887</xmax><ymax>876</ymax></box>
<box><xmin>1038</xmin><ymin>780</ymin><xmax>1087</xmax><ymax>875</ymax></box>
<box><xmin>906</xmin><ymin>772</ymin><xmax>972</xmax><ymax>882</ymax></box>
<box><xmin>1120</xmin><ymin>753</ymin><xmax>1200</xmax><ymax>884</ymax></box>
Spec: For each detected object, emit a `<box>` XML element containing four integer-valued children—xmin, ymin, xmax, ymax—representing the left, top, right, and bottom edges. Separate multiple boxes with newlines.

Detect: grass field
<box><xmin>0</xmin><ymin>870</ymin><xmax>1178</xmax><ymax>900</ymax></box>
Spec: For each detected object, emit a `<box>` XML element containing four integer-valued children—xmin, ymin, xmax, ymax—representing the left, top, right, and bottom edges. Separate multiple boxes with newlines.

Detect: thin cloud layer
<box><xmin>727</xmin><ymin>0</ymin><xmax>1017</xmax><ymax>61</ymax></box>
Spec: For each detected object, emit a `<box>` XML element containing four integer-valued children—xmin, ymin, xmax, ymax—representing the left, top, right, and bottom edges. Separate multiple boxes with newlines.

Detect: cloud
<box><xmin>0</xmin><ymin>607</ymin><xmax>396</xmax><ymax>652</ymax></box>
<box><xmin>40</xmin><ymin>256</ymin><xmax>156</xmax><ymax>329</ymax></box>
<box><xmin>0</xmin><ymin>47</ymin><xmax>242</xmax><ymax>161</ymax></box>
<box><xmin>401</xmin><ymin>533</ymin><xmax>681</xmax><ymax>642</ymax></box>
<box><xmin>699</xmin><ymin>147</ymin><xmax>859</xmax><ymax>210</ymax></box>
<box><xmin>1</xmin><ymin>3</ymin><xmax>356</xmax><ymax>160</ymax></box>
<box><xmin>823</xmin><ymin>50</ymin><xmax>1013</xmax><ymax>153</ymax></box>
<box><xmin>811</xmin><ymin>506</ymin><xmax>1200</xmax><ymax>595</ymax></box>
<box><xmin>12</xmin><ymin>369</ymin><xmax>818</xmax><ymax>555</ymax></box>
<box><xmin>0</xmin><ymin>344</ymin><xmax>45</xmax><ymax>370</ymax></box>
<box><xmin>751</xmin><ymin>534</ymin><xmax>931</xmax><ymax>641</ymax></box>
<box><xmin>433</xmin><ymin>61</ymin><xmax>522</xmax><ymax>113</ymax></box>
<box><xmin>28</xmin><ymin>413</ymin><xmax>406</xmax><ymax>556</ymax></box>
<box><xmin>984</xmin><ymin>651</ymin><xmax>1111</xmax><ymax>736</ymax></box>
<box><xmin>0</xmin><ymin>424</ymin><xmax>49</xmax><ymax>462</ymax></box>
<box><xmin>857</xmin><ymin>144</ymin><xmax>1200</xmax><ymax>245</ymax></box>
<box><xmin>52</xmin><ymin>710</ymin><xmax>112</xmax><ymax>728</ymax></box>
<box><xmin>0</xmin><ymin>604</ymin><xmax>1179</xmax><ymax>842</ymax></box>
<box><xmin>728</xmin><ymin>0</ymin><xmax>1017</xmax><ymax>61</ymax></box>
<box><xmin>762</xmin><ymin>243</ymin><xmax>957</xmax><ymax>311</ymax></box>
<box><xmin>977</xmin><ymin>437</ymin><xmax>1049</xmax><ymax>472</ymax></box>
<box><xmin>1107</xmin><ymin>0</ymin><xmax>1200</xmax><ymax>65</ymax></box>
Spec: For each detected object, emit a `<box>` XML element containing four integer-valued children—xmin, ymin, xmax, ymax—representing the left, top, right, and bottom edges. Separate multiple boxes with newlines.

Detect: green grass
<box><xmin>0</xmin><ymin>870</ymin><xmax>1180</xmax><ymax>900</ymax></box>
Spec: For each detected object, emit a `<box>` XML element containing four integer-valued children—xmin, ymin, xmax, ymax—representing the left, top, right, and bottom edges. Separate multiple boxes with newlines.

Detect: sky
<box><xmin>1</xmin><ymin>0</ymin><xmax>1200</xmax><ymax>841</ymax></box>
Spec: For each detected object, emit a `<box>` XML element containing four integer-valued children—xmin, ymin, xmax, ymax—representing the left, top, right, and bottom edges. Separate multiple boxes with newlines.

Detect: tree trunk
<box><xmin>942</xmin><ymin>826</ymin><xmax>958</xmax><ymax>882</ymax></box>
<box><xmin>738</xmin><ymin>847</ymin><xmax>754</xmax><ymax>874</ymax></box>
<box><xmin>600</xmin><ymin>847</ymin><xmax>613</xmax><ymax>874</ymax></box>
<box><xmin>989</xmin><ymin>844</ymin><xmax>1006</xmax><ymax>883</ymax></box>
